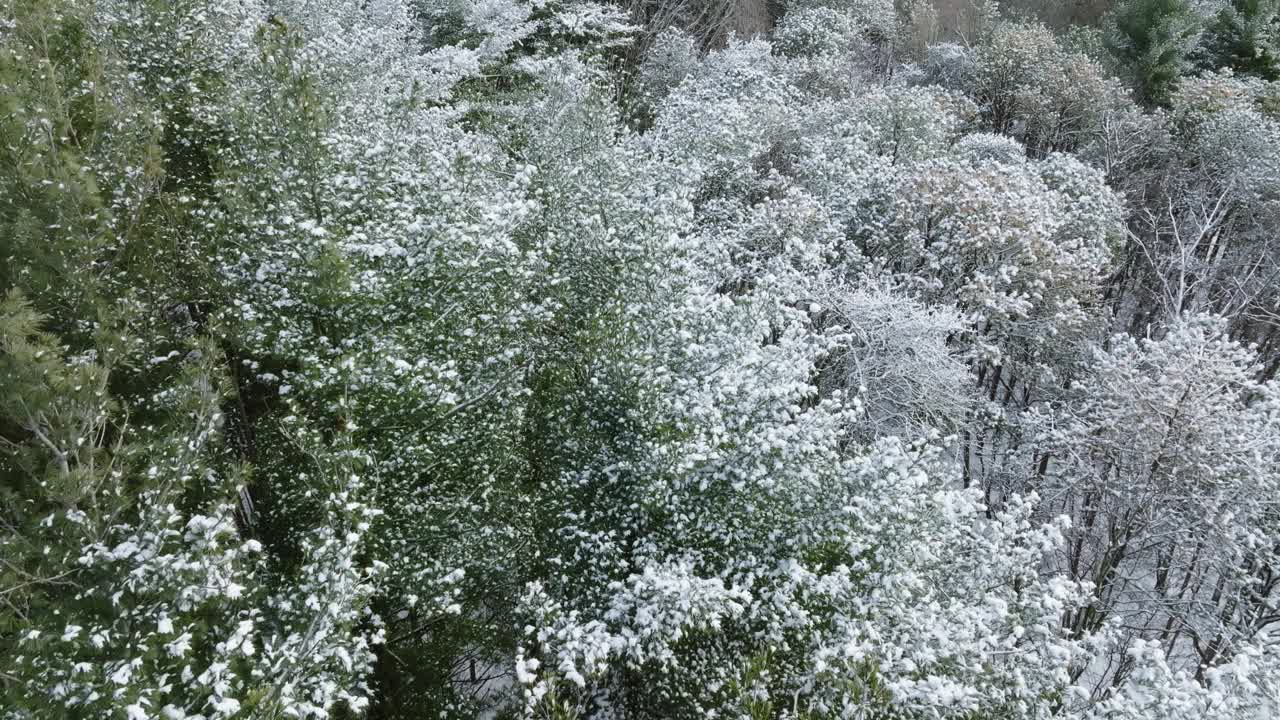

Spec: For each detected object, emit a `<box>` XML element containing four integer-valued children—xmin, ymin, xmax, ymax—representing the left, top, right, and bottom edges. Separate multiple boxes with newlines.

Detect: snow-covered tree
<box><xmin>6</xmin><ymin>0</ymin><xmax>1280</xmax><ymax>717</ymax></box>
<box><xmin>1033</xmin><ymin>315</ymin><xmax>1280</xmax><ymax>690</ymax></box>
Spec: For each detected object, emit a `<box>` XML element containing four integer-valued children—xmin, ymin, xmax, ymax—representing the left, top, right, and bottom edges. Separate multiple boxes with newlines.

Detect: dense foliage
<box><xmin>2</xmin><ymin>0</ymin><xmax>1280</xmax><ymax>718</ymax></box>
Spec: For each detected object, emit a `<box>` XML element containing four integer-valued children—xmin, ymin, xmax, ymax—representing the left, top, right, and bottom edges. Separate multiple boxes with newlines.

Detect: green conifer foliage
<box><xmin>1107</xmin><ymin>0</ymin><xmax>1203</xmax><ymax>104</ymax></box>
<box><xmin>1199</xmin><ymin>0</ymin><xmax>1280</xmax><ymax>79</ymax></box>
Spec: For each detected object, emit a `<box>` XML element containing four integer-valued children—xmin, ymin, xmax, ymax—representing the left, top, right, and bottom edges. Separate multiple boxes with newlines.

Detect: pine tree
<box><xmin>1107</xmin><ymin>0</ymin><xmax>1204</xmax><ymax>104</ymax></box>
<box><xmin>1199</xmin><ymin>0</ymin><xmax>1280</xmax><ymax>80</ymax></box>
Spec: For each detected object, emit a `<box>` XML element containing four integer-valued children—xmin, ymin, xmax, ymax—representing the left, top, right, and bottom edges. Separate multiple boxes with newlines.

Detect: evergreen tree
<box><xmin>1106</xmin><ymin>0</ymin><xmax>1204</xmax><ymax>104</ymax></box>
<box><xmin>1199</xmin><ymin>0</ymin><xmax>1280</xmax><ymax>79</ymax></box>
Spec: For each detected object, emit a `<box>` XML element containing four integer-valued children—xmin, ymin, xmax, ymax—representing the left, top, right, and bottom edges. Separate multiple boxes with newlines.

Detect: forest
<box><xmin>2</xmin><ymin>0</ymin><xmax>1280</xmax><ymax>717</ymax></box>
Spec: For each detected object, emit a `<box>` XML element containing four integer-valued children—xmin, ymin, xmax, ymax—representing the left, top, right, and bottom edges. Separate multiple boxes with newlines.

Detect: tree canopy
<box><xmin>3</xmin><ymin>0</ymin><xmax>1280</xmax><ymax>718</ymax></box>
